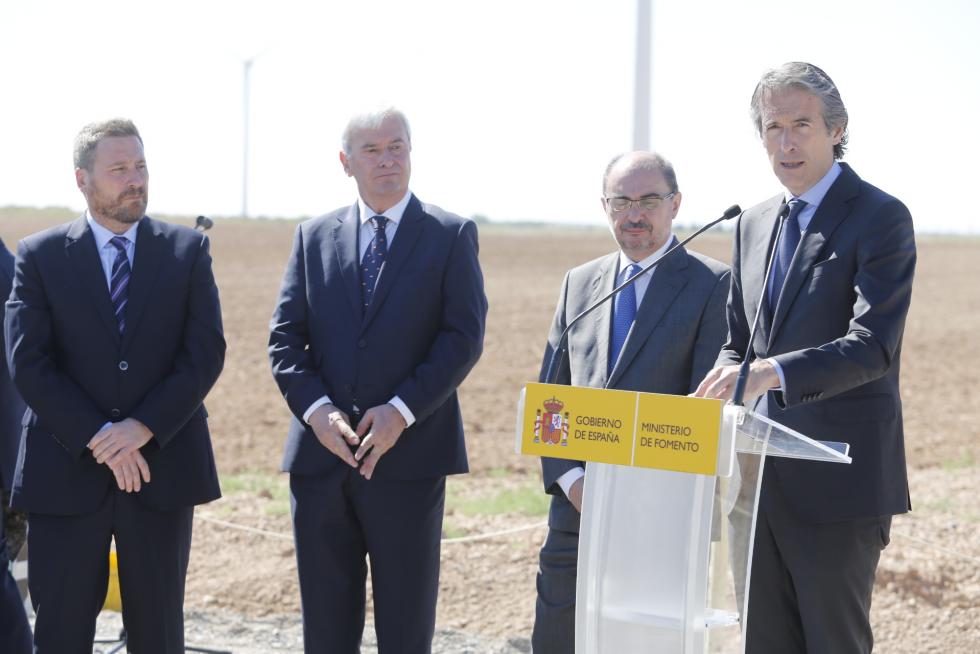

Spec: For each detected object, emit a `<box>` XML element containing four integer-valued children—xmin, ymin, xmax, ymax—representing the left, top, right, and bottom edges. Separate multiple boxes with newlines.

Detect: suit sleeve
<box><xmin>689</xmin><ymin>269</ymin><xmax>732</xmax><ymax>393</ymax></box>
<box><xmin>129</xmin><ymin>234</ymin><xmax>225</xmax><ymax>447</ymax></box>
<box><xmin>268</xmin><ymin>225</ymin><xmax>332</xmax><ymax>420</ymax></box>
<box><xmin>771</xmin><ymin>200</ymin><xmax>916</xmax><ymax>408</ymax></box>
<box><xmin>537</xmin><ymin>271</ymin><xmax>583</xmax><ymax>495</ymax></box>
<box><xmin>390</xmin><ymin>220</ymin><xmax>487</xmax><ymax>423</ymax></box>
<box><xmin>5</xmin><ymin>241</ymin><xmax>107</xmax><ymax>457</ymax></box>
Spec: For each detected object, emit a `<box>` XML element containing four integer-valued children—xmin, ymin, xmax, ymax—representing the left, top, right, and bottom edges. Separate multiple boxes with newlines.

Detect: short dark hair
<box><xmin>73</xmin><ymin>118</ymin><xmax>143</xmax><ymax>171</ymax></box>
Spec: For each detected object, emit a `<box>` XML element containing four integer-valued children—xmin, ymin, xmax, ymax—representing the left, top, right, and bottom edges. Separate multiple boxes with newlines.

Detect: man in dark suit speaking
<box><xmin>4</xmin><ymin>119</ymin><xmax>225</xmax><ymax>652</ymax></box>
<box><xmin>695</xmin><ymin>63</ymin><xmax>916</xmax><ymax>653</ymax></box>
<box><xmin>532</xmin><ymin>152</ymin><xmax>730</xmax><ymax>653</ymax></box>
<box><xmin>268</xmin><ymin>107</ymin><xmax>487</xmax><ymax>653</ymax></box>
<box><xmin>0</xmin><ymin>235</ymin><xmax>31</xmax><ymax>653</ymax></box>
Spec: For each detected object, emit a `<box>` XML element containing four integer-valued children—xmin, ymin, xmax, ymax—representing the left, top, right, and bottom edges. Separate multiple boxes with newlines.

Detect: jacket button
<box><xmin>110</xmin><ymin>409</ymin><xmax>121</xmax><ymax>418</ymax></box>
<box><xmin>357</xmin><ymin>339</ymin><xmax>367</xmax><ymax>348</ymax></box>
<box><xmin>118</xmin><ymin>360</ymin><xmax>129</xmax><ymax>371</ymax></box>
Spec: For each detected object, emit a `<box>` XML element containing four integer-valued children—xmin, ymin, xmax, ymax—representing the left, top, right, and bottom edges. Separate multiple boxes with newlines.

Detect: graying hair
<box><xmin>73</xmin><ymin>118</ymin><xmax>143</xmax><ymax>171</ymax></box>
<box><xmin>602</xmin><ymin>151</ymin><xmax>679</xmax><ymax>195</ymax></box>
<box><xmin>750</xmin><ymin>62</ymin><xmax>849</xmax><ymax>159</ymax></box>
<box><xmin>341</xmin><ymin>107</ymin><xmax>412</xmax><ymax>155</ymax></box>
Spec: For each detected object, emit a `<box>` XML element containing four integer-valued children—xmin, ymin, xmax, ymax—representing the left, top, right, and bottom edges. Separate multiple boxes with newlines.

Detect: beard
<box><xmin>88</xmin><ymin>187</ymin><xmax>148</xmax><ymax>225</ymax></box>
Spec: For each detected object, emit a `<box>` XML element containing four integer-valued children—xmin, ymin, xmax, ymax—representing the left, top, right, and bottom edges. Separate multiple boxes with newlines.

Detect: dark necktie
<box><xmin>768</xmin><ymin>199</ymin><xmax>807</xmax><ymax>311</ymax></box>
<box><xmin>609</xmin><ymin>263</ymin><xmax>640</xmax><ymax>375</ymax></box>
<box><xmin>108</xmin><ymin>236</ymin><xmax>131</xmax><ymax>334</ymax></box>
<box><xmin>360</xmin><ymin>216</ymin><xmax>389</xmax><ymax>312</ymax></box>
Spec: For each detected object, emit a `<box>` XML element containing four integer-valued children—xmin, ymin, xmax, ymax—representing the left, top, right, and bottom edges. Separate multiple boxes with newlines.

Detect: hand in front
<box><xmin>88</xmin><ymin>418</ymin><xmax>154</xmax><ymax>492</ymax></box>
<box><xmin>567</xmin><ymin>476</ymin><xmax>584</xmax><ymax>513</ymax></box>
<box><xmin>308</xmin><ymin>404</ymin><xmax>361</xmax><ymax>468</ymax></box>
<box><xmin>693</xmin><ymin>360</ymin><xmax>779</xmax><ymax>403</ymax></box>
<box><xmin>354</xmin><ymin>404</ymin><xmax>407</xmax><ymax>480</ymax></box>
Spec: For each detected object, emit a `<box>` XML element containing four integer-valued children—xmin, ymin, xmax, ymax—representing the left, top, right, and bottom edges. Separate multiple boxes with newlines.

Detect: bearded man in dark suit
<box><xmin>4</xmin><ymin>118</ymin><xmax>225</xmax><ymax>653</ymax></box>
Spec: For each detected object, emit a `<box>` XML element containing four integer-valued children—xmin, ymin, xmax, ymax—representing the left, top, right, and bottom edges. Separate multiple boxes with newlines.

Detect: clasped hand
<box><xmin>88</xmin><ymin>418</ymin><xmax>154</xmax><ymax>493</ymax></box>
<box><xmin>308</xmin><ymin>403</ymin><xmax>407</xmax><ymax>481</ymax></box>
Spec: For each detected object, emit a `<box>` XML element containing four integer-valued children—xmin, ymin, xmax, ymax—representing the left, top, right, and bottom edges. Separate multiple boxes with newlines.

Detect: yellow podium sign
<box><xmin>518</xmin><ymin>383</ymin><xmax>725</xmax><ymax>475</ymax></box>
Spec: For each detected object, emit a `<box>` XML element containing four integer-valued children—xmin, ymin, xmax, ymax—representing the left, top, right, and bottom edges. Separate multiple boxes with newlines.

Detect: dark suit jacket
<box><xmin>0</xmin><ymin>238</ymin><xmax>26</xmax><ymax>493</ymax></box>
<box><xmin>540</xmin><ymin>241</ymin><xmax>731</xmax><ymax>532</ymax></box>
<box><xmin>269</xmin><ymin>194</ymin><xmax>487</xmax><ymax>480</ymax></box>
<box><xmin>716</xmin><ymin>163</ymin><xmax>915</xmax><ymax>523</ymax></box>
<box><xmin>4</xmin><ymin>216</ymin><xmax>224</xmax><ymax>515</ymax></box>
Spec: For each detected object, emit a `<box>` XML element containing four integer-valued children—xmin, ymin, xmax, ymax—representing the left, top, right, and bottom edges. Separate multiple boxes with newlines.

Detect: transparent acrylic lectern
<box><xmin>575</xmin><ymin>404</ymin><xmax>851</xmax><ymax>654</ymax></box>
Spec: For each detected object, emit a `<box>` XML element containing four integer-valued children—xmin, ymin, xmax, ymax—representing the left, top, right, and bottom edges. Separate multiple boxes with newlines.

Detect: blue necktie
<box><xmin>360</xmin><ymin>216</ymin><xmax>389</xmax><ymax>312</ymax></box>
<box><xmin>768</xmin><ymin>199</ymin><xmax>807</xmax><ymax>311</ymax></box>
<box><xmin>108</xmin><ymin>236</ymin><xmax>131</xmax><ymax>334</ymax></box>
<box><xmin>609</xmin><ymin>264</ymin><xmax>640</xmax><ymax>375</ymax></box>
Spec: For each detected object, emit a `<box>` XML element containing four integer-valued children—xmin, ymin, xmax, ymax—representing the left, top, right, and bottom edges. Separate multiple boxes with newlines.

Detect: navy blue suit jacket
<box><xmin>269</xmin><ymin>195</ymin><xmax>487</xmax><ymax>480</ymax></box>
<box><xmin>4</xmin><ymin>216</ymin><xmax>225</xmax><ymax>515</ymax></box>
<box><xmin>717</xmin><ymin>163</ymin><xmax>915</xmax><ymax>523</ymax></box>
<box><xmin>0</xmin><ymin>238</ymin><xmax>26</xmax><ymax>493</ymax></box>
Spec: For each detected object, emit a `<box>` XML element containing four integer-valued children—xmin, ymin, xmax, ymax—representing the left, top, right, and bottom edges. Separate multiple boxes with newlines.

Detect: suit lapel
<box><xmin>65</xmin><ymin>217</ymin><xmax>120</xmax><ymax>343</ymax></box>
<box><xmin>361</xmin><ymin>195</ymin><xmax>425</xmax><ymax>330</ymax></box>
<box><xmin>743</xmin><ymin>197</ymin><xmax>782</xmax><ymax>352</ymax></box>
<box><xmin>333</xmin><ymin>204</ymin><xmax>364</xmax><ymax>320</ymax></box>
<box><xmin>588</xmin><ymin>254</ymin><xmax>617</xmax><ymax>389</ymax></box>
<box><xmin>768</xmin><ymin>165</ymin><xmax>858</xmax><ymax>345</ymax></box>
<box><xmin>608</xmin><ymin>241</ymin><xmax>688</xmax><ymax>387</ymax></box>
<box><xmin>121</xmin><ymin>218</ymin><xmax>166</xmax><ymax>352</ymax></box>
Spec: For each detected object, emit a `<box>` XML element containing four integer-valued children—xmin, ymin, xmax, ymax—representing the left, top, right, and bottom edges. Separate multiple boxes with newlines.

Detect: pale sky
<box><xmin>1</xmin><ymin>0</ymin><xmax>977</xmax><ymax>232</ymax></box>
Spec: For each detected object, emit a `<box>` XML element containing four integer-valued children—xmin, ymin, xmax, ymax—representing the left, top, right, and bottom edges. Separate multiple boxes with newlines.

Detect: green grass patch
<box><xmin>221</xmin><ymin>471</ymin><xmax>290</xmax><ymax>502</ymax></box>
<box><xmin>922</xmin><ymin>499</ymin><xmax>953</xmax><ymax>513</ymax></box>
<box><xmin>447</xmin><ymin>483</ymin><xmax>550</xmax><ymax>517</ymax></box>
<box><xmin>940</xmin><ymin>451</ymin><xmax>976</xmax><ymax>471</ymax></box>
<box><xmin>441</xmin><ymin>523</ymin><xmax>469</xmax><ymax>539</ymax></box>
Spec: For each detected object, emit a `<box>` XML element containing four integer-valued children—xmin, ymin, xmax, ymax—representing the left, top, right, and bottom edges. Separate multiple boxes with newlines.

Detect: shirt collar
<box><xmin>86</xmin><ymin>211</ymin><xmax>139</xmax><ymax>249</ymax></box>
<box><xmin>786</xmin><ymin>161</ymin><xmax>842</xmax><ymax>208</ymax></box>
<box><xmin>618</xmin><ymin>234</ymin><xmax>675</xmax><ymax>277</ymax></box>
<box><xmin>358</xmin><ymin>190</ymin><xmax>412</xmax><ymax>226</ymax></box>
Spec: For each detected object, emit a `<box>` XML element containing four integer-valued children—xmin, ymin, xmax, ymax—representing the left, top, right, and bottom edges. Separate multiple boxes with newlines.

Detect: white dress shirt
<box><xmin>303</xmin><ymin>191</ymin><xmax>416</xmax><ymax>428</ymax></box>
<box><xmin>86</xmin><ymin>212</ymin><xmax>138</xmax><ymax>288</ymax></box>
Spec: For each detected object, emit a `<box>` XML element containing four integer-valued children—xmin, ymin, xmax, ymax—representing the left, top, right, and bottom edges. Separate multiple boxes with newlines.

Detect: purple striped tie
<box><xmin>108</xmin><ymin>236</ymin><xmax>131</xmax><ymax>334</ymax></box>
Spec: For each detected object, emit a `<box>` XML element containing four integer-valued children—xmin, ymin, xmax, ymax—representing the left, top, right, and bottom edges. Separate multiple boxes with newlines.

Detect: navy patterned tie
<box><xmin>108</xmin><ymin>236</ymin><xmax>131</xmax><ymax>334</ymax></box>
<box><xmin>609</xmin><ymin>264</ymin><xmax>640</xmax><ymax>375</ymax></box>
<box><xmin>360</xmin><ymin>216</ymin><xmax>389</xmax><ymax>312</ymax></box>
<box><xmin>768</xmin><ymin>198</ymin><xmax>807</xmax><ymax>311</ymax></box>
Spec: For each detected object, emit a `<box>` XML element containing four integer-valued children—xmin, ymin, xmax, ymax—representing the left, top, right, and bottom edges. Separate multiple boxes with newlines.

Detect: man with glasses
<box><xmin>532</xmin><ymin>151</ymin><xmax>729</xmax><ymax>653</ymax></box>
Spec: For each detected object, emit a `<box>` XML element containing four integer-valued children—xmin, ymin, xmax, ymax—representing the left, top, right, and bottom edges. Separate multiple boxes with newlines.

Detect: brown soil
<box><xmin>4</xmin><ymin>211</ymin><xmax>978</xmax><ymax>652</ymax></box>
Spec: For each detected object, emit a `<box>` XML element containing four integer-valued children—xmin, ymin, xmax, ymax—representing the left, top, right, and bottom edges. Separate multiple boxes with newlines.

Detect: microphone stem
<box><xmin>545</xmin><ymin>208</ymin><xmax>737</xmax><ymax>385</ymax></box>
<box><xmin>732</xmin><ymin>206</ymin><xmax>789</xmax><ymax>406</ymax></box>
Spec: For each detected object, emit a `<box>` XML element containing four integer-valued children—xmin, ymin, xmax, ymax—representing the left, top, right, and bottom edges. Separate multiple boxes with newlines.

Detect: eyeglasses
<box><xmin>604</xmin><ymin>192</ymin><xmax>676</xmax><ymax>213</ymax></box>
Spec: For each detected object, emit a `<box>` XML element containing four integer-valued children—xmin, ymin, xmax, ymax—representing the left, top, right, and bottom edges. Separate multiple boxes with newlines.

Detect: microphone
<box><xmin>195</xmin><ymin>215</ymin><xmax>214</xmax><ymax>231</ymax></box>
<box><xmin>544</xmin><ymin>204</ymin><xmax>742</xmax><ymax>385</ymax></box>
<box><xmin>731</xmin><ymin>201</ymin><xmax>791</xmax><ymax>406</ymax></box>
